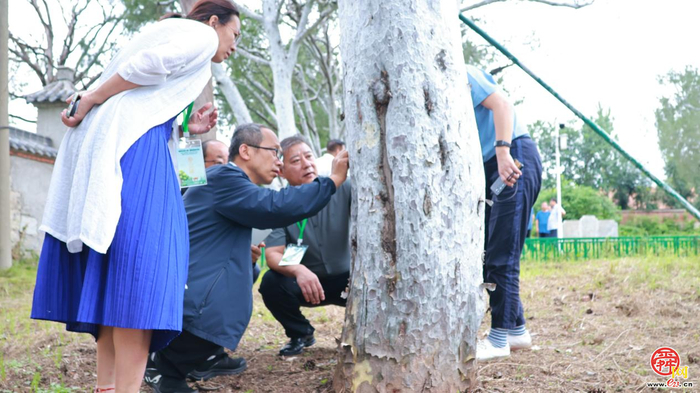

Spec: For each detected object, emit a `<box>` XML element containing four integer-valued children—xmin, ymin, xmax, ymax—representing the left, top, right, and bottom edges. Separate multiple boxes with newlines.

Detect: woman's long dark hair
<box><xmin>160</xmin><ymin>0</ymin><xmax>239</xmax><ymax>23</ymax></box>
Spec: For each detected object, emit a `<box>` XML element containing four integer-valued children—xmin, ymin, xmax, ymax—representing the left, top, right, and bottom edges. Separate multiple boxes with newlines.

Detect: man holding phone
<box><xmin>466</xmin><ymin>65</ymin><xmax>543</xmax><ymax>361</ymax></box>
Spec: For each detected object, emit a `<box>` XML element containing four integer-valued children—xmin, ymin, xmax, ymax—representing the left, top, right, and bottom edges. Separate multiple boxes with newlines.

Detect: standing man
<box><xmin>259</xmin><ymin>135</ymin><xmax>352</xmax><ymax>356</ymax></box>
<box><xmin>145</xmin><ymin>124</ymin><xmax>349</xmax><ymax>392</ymax></box>
<box><xmin>547</xmin><ymin>198</ymin><xmax>566</xmax><ymax>238</ymax></box>
<box><xmin>315</xmin><ymin>139</ymin><xmax>346</xmax><ymax>177</ymax></box>
<box><xmin>535</xmin><ymin>202</ymin><xmax>551</xmax><ymax>238</ymax></box>
<box><xmin>467</xmin><ymin>65</ymin><xmax>542</xmax><ymax>361</ymax></box>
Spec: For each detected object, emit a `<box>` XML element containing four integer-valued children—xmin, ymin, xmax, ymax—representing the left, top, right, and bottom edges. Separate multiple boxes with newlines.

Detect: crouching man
<box><xmin>259</xmin><ymin>135</ymin><xmax>351</xmax><ymax>356</ymax></box>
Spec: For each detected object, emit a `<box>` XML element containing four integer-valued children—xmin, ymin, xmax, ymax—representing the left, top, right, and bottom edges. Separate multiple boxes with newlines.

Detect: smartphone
<box><xmin>490</xmin><ymin>158</ymin><xmax>524</xmax><ymax>196</ymax></box>
<box><xmin>67</xmin><ymin>94</ymin><xmax>81</xmax><ymax>118</ymax></box>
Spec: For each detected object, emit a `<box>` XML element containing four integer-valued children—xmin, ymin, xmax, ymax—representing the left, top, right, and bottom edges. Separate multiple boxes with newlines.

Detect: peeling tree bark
<box><xmin>334</xmin><ymin>0</ymin><xmax>485</xmax><ymax>391</ymax></box>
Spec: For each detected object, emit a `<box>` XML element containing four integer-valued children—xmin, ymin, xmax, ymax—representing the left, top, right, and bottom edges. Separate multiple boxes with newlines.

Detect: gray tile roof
<box><xmin>24</xmin><ymin>79</ymin><xmax>76</xmax><ymax>104</ymax></box>
<box><xmin>9</xmin><ymin>127</ymin><xmax>58</xmax><ymax>158</ymax></box>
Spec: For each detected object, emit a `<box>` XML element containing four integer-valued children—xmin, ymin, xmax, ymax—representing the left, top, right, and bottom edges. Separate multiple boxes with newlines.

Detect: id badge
<box><xmin>177</xmin><ymin>138</ymin><xmax>207</xmax><ymax>188</ymax></box>
<box><xmin>279</xmin><ymin>244</ymin><xmax>309</xmax><ymax>266</ymax></box>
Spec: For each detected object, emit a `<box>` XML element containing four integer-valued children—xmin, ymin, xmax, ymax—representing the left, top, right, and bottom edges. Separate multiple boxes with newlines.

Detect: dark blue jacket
<box><xmin>181</xmin><ymin>163</ymin><xmax>337</xmax><ymax>349</ymax></box>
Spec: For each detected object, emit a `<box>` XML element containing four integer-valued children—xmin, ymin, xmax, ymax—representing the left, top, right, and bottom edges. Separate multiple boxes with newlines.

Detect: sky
<box><xmin>464</xmin><ymin>0</ymin><xmax>700</xmax><ymax>179</ymax></box>
<box><xmin>8</xmin><ymin>0</ymin><xmax>700</xmax><ymax>180</ymax></box>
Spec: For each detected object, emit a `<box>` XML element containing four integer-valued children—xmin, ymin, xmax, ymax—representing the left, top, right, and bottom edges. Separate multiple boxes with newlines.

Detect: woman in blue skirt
<box><xmin>31</xmin><ymin>0</ymin><xmax>242</xmax><ymax>391</ymax></box>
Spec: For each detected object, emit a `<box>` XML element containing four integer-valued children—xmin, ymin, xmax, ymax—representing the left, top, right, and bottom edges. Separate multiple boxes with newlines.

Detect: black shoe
<box><xmin>279</xmin><ymin>335</ymin><xmax>316</xmax><ymax>356</ymax></box>
<box><xmin>187</xmin><ymin>356</ymin><xmax>247</xmax><ymax>381</ymax></box>
<box><xmin>144</xmin><ymin>367</ymin><xmax>196</xmax><ymax>393</ymax></box>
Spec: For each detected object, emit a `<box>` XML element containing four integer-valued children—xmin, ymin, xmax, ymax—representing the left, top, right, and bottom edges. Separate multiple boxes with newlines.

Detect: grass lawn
<box><xmin>1</xmin><ymin>255</ymin><xmax>699</xmax><ymax>392</ymax></box>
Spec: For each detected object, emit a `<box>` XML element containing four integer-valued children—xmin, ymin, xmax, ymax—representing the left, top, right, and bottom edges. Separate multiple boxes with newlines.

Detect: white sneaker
<box><xmin>476</xmin><ymin>339</ymin><xmax>510</xmax><ymax>361</ymax></box>
<box><xmin>508</xmin><ymin>331</ymin><xmax>532</xmax><ymax>350</ymax></box>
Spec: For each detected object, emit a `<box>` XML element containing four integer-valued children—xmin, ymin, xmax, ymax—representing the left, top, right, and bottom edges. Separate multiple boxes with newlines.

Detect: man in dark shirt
<box><xmin>260</xmin><ymin>135</ymin><xmax>352</xmax><ymax>356</ymax></box>
<box><xmin>145</xmin><ymin>125</ymin><xmax>349</xmax><ymax>392</ymax></box>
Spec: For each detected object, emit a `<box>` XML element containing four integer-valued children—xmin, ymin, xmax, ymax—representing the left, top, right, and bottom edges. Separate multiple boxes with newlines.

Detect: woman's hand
<box><xmin>187</xmin><ymin>102</ymin><xmax>218</xmax><ymax>135</ymax></box>
<box><xmin>495</xmin><ymin>148</ymin><xmax>521</xmax><ymax>187</ymax></box>
<box><xmin>61</xmin><ymin>91</ymin><xmax>97</xmax><ymax>128</ymax></box>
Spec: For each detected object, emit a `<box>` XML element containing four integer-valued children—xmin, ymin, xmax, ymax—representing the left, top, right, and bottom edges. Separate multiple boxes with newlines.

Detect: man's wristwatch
<box><xmin>494</xmin><ymin>140</ymin><xmax>512</xmax><ymax>148</ymax></box>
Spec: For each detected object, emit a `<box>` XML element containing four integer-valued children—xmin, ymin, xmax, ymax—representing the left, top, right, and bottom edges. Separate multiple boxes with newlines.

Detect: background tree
<box><xmin>656</xmin><ymin>66</ymin><xmax>700</xmax><ymax>208</ymax></box>
<box><xmin>529</xmin><ymin>107</ymin><xmax>650</xmax><ymax>210</ymax></box>
<box><xmin>8</xmin><ymin>0</ymin><xmax>122</xmax><ymax>126</ymax></box>
<box><xmin>334</xmin><ymin>0</ymin><xmax>485</xmax><ymax>391</ymax></box>
<box><xmin>535</xmin><ymin>181</ymin><xmax>620</xmax><ymax>221</ymax></box>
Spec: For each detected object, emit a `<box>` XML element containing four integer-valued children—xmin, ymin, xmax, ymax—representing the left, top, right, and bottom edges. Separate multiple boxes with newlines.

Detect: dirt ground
<box><xmin>1</xmin><ymin>255</ymin><xmax>699</xmax><ymax>392</ymax></box>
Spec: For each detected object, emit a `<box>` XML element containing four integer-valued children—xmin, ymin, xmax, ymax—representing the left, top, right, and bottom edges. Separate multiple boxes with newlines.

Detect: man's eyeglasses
<box><xmin>247</xmin><ymin>144</ymin><xmax>283</xmax><ymax>161</ymax></box>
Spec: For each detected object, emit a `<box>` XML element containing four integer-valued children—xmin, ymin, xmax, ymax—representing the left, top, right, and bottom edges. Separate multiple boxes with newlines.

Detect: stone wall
<box><xmin>10</xmin><ymin>156</ymin><xmax>54</xmax><ymax>254</ymax></box>
<box><xmin>562</xmin><ymin>215</ymin><xmax>618</xmax><ymax>238</ymax></box>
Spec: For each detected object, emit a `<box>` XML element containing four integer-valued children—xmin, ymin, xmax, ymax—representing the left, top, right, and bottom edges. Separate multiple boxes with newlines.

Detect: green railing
<box><xmin>522</xmin><ymin>236</ymin><xmax>700</xmax><ymax>261</ymax></box>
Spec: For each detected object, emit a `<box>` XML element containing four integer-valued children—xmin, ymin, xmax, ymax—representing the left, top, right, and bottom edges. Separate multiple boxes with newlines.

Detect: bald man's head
<box><xmin>203</xmin><ymin>139</ymin><xmax>229</xmax><ymax>168</ymax></box>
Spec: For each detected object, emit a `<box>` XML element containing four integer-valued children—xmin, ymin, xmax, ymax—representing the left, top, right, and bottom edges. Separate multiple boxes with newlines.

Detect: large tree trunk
<box><xmin>334</xmin><ymin>0</ymin><xmax>485</xmax><ymax>391</ymax></box>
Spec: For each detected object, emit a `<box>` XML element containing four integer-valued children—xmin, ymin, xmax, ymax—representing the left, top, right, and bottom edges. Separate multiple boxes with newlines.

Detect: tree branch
<box><xmin>236</xmin><ymin>47</ymin><xmax>271</xmax><ymax>66</ymax></box>
<box><xmin>9</xmin><ymin>36</ymin><xmax>46</xmax><ymax>86</ymax></box>
<box><xmin>10</xmin><ymin>114</ymin><xmax>37</xmax><ymax>124</ymax></box>
<box><xmin>81</xmin><ymin>72</ymin><xmax>102</xmax><ymax>90</ymax></box>
<box><xmin>243</xmin><ymin>73</ymin><xmax>273</xmax><ymax>100</ymax></box>
<box><xmin>237</xmin><ymin>3</ymin><xmax>263</xmax><ymax>22</ymax></box>
<box><xmin>295</xmin><ymin>6</ymin><xmax>333</xmax><ymax>44</ymax></box>
<box><xmin>461</xmin><ymin>0</ymin><xmax>593</xmax><ymax>12</ymax></box>
<box><xmin>527</xmin><ymin>0</ymin><xmax>594</xmax><ymax>8</ymax></box>
<box><xmin>241</xmin><ymin>79</ymin><xmax>278</xmax><ymax>123</ymax></box>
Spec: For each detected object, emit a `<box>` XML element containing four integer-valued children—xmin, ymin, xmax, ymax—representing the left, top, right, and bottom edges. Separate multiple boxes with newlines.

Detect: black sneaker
<box><xmin>187</xmin><ymin>356</ymin><xmax>247</xmax><ymax>381</ymax></box>
<box><xmin>144</xmin><ymin>367</ymin><xmax>196</xmax><ymax>393</ymax></box>
<box><xmin>279</xmin><ymin>335</ymin><xmax>316</xmax><ymax>356</ymax></box>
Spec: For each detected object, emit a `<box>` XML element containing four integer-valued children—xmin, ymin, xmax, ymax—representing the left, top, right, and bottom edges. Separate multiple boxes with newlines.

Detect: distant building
<box><xmin>10</xmin><ymin>66</ymin><xmax>74</xmax><ymax>255</ymax></box>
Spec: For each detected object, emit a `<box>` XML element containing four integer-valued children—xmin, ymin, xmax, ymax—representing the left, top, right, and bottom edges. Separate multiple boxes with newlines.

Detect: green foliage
<box><xmin>530</xmin><ymin>107</ymin><xmax>651</xmax><ymax>209</ymax></box>
<box><xmin>120</xmin><ymin>0</ymin><xmax>180</xmax><ymax>33</ymax></box>
<box><xmin>656</xmin><ymin>66</ymin><xmax>700</xmax><ymax>208</ymax></box>
<box><xmin>619</xmin><ymin>216</ymin><xmax>700</xmax><ymax>236</ymax></box>
<box><xmin>535</xmin><ymin>180</ymin><xmax>620</xmax><ymax>221</ymax></box>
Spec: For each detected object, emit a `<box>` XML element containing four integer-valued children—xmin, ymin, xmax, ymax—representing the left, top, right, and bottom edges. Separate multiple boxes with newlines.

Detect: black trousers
<box><xmin>483</xmin><ymin>136</ymin><xmax>542</xmax><ymax>329</ymax></box>
<box><xmin>258</xmin><ymin>269</ymin><xmax>349</xmax><ymax>338</ymax></box>
<box><xmin>152</xmin><ymin>330</ymin><xmax>225</xmax><ymax>381</ymax></box>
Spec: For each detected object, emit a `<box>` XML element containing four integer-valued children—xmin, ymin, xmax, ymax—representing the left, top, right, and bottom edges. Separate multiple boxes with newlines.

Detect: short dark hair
<box><xmin>326</xmin><ymin>139</ymin><xmax>345</xmax><ymax>153</ymax></box>
<box><xmin>550</xmin><ymin>198</ymin><xmax>557</xmax><ymax>203</ymax></box>
<box><xmin>229</xmin><ymin>123</ymin><xmax>264</xmax><ymax>160</ymax></box>
<box><xmin>281</xmin><ymin>134</ymin><xmax>312</xmax><ymax>155</ymax></box>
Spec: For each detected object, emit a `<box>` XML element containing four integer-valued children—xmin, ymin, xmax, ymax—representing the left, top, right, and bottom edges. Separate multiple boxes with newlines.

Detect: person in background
<box><xmin>202</xmin><ymin>139</ymin><xmax>229</xmax><ymax>168</ymax></box>
<box><xmin>466</xmin><ymin>65</ymin><xmax>542</xmax><ymax>361</ymax></box>
<box><xmin>31</xmin><ymin>1</ymin><xmax>240</xmax><ymax>391</ymax></box>
<box><xmin>536</xmin><ymin>202</ymin><xmax>551</xmax><ymax>238</ymax></box>
<box><xmin>315</xmin><ymin>139</ymin><xmax>346</xmax><ymax>177</ymax></box>
<box><xmin>526</xmin><ymin>207</ymin><xmax>535</xmax><ymax>238</ymax></box>
<box><xmin>547</xmin><ymin>198</ymin><xmax>566</xmax><ymax>238</ymax></box>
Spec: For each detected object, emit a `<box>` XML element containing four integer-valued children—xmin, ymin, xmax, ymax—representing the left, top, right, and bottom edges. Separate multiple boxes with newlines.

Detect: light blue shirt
<box><xmin>467</xmin><ymin>65</ymin><xmax>528</xmax><ymax>162</ymax></box>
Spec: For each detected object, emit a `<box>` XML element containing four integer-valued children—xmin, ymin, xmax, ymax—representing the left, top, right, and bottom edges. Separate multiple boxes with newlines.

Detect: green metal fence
<box><xmin>522</xmin><ymin>236</ymin><xmax>700</xmax><ymax>261</ymax></box>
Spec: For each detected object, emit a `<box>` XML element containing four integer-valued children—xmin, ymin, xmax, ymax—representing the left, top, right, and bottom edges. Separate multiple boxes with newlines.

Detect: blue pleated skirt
<box><xmin>31</xmin><ymin>117</ymin><xmax>189</xmax><ymax>352</ymax></box>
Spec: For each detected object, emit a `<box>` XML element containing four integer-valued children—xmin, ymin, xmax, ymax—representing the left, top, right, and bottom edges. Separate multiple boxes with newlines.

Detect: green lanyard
<box><xmin>182</xmin><ymin>102</ymin><xmax>194</xmax><ymax>137</ymax></box>
<box><xmin>296</xmin><ymin>219</ymin><xmax>307</xmax><ymax>246</ymax></box>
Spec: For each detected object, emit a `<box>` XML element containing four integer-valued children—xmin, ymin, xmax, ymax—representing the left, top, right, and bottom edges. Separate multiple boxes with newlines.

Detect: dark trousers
<box><xmin>259</xmin><ymin>269</ymin><xmax>349</xmax><ymax>338</ymax></box>
<box><xmin>549</xmin><ymin>229</ymin><xmax>558</xmax><ymax>238</ymax></box>
<box><xmin>483</xmin><ymin>136</ymin><xmax>542</xmax><ymax>329</ymax></box>
<box><xmin>152</xmin><ymin>330</ymin><xmax>224</xmax><ymax>381</ymax></box>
